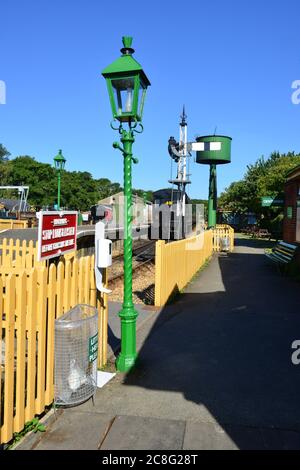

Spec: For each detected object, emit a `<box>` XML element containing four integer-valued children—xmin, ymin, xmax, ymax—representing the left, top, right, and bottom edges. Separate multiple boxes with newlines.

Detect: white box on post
<box><xmin>97</xmin><ymin>239</ymin><xmax>112</xmax><ymax>268</ymax></box>
<box><xmin>95</xmin><ymin>221</ymin><xmax>112</xmax><ymax>294</ymax></box>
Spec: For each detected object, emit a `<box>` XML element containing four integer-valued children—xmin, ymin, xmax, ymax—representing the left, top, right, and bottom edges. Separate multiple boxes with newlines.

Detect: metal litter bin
<box><xmin>220</xmin><ymin>237</ymin><xmax>230</xmax><ymax>252</ymax></box>
<box><xmin>54</xmin><ymin>304</ymin><xmax>98</xmax><ymax>406</ymax></box>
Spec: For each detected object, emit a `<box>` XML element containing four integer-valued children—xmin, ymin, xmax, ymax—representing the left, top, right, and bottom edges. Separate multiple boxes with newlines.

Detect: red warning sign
<box><xmin>37</xmin><ymin>211</ymin><xmax>77</xmax><ymax>261</ymax></box>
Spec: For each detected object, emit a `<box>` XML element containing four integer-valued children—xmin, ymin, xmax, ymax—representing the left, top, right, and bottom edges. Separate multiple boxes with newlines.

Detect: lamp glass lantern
<box><xmin>54</xmin><ymin>149</ymin><xmax>66</xmax><ymax>171</ymax></box>
<box><xmin>102</xmin><ymin>37</ymin><xmax>150</xmax><ymax>123</ymax></box>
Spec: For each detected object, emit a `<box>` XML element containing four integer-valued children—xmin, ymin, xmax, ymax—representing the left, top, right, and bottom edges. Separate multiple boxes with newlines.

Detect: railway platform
<box><xmin>16</xmin><ymin>236</ymin><xmax>300</xmax><ymax>450</ymax></box>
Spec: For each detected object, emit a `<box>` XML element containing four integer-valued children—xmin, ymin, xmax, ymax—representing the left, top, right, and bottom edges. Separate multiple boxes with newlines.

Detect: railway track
<box><xmin>109</xmin><ymin>240</ymin><xmax>156</xmax><ymax>285</ymax></box>
<box><xmin>112</xmin><ymin>240</ymin><xmax>155</xmax><ymax>262</ymax></box>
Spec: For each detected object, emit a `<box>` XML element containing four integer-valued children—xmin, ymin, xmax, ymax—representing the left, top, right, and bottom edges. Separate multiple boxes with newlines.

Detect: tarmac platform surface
<box><xmin>16</xmin><ymin>237</ymin><xmax>300</xmax><ymax>450</ymax></box>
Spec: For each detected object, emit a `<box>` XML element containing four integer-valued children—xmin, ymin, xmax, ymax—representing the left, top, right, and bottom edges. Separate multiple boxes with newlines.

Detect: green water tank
<box><xmin>195</xmin><ymin>135</ymin><xmax>232</xmax><ymax>165</ymax></box>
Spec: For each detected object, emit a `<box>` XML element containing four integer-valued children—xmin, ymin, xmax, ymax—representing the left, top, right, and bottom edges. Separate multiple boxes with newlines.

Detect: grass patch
<box><xmin>165</xmin><ymin>256</ymin><xmax>212</xmax><ymax>305</ymax></box>
<box><xmin>98</xmin><ymin>361</ymin><xmax>116</xmax><ymax>373</ymax></box>
<box><xmin>188</xmin><ymin>257</ymin><xmax>212</xmax><ymax>286</ymax></box>
<box><xmin>6</xmin><ymin>417</ymin><xmax>46</xmax><ymax>450</ymax></box>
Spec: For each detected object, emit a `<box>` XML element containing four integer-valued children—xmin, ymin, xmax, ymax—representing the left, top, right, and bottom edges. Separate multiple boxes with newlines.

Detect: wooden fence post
<box><xmin>14</xmin><ymin>272</ymin><xmax>27</xmax><ymax>433</ymax></box>
<box><xmin>154</xmin><ymin>240</ymin><xmax>165</xmax><ymax>307</ymax></box>
<box><xmin>2</xmin><ymin>275</ymin><xmax>15</xmax><ymax>443</ymax></box>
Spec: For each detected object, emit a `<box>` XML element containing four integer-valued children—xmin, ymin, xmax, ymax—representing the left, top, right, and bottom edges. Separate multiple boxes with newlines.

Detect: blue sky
<box><xmin>1</xmin><ymin>0</ymin><xmax>300</xmax><ymax>199</ymax></box>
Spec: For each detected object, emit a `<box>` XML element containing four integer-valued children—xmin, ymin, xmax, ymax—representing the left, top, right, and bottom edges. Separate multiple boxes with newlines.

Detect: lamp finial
<box><xmin>121</xmin><ymin>36</ymin><xmax>135</xmax><ymax>55</ymax></box>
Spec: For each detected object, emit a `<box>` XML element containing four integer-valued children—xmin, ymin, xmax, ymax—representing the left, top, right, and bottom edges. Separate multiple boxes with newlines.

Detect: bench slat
<box><xmin>265</xmin><ymin>253</ymin><xmax>280</xmax><ymax>263</ymax></box>
<box><xmin>273</xmin><ymin>249</ymin><xmax>293</xmax><ymax>259</ymax></box>
<box><xmin>267</xmin><ymin>252</ymin><xmax>290</xmax><ymax>264</ymax></box>
<box><xmin>275</xmin><ymin>246</ymin><xmax>296</xmax><ymax>255</ymax></box>
<box><xmin>267</xmin><ymin>251</ymin><xmax>289</xmax><ymax>262</ymax></box>
<box><xmin>265</xmin><ymin>241</ymin><xmax>297</xmax><ymax>266</ymax></box>
<box><xmin>278</xmin><ymin>241</ymin><xmax>298</xmax><ymax>251</ymax></box>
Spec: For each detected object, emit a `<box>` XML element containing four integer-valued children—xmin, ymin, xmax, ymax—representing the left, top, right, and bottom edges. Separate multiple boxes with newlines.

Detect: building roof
<box><xmin>97</xmin><ymin>191</ymin><xmax>145</xmax><ymax>206</ymax></box>
<box><xmin>286</xmin><ymin>164</ymin><xmax>300</xmax><ymax>181</ymax></box>
<box><xmin>153</xmin><ymin>188</ymin><xmax>191</xmax><ymax>204</ymax></box>
<box><xmin>0</xmin><ymin>198</ymin><xmax>30</xmax><ymax>211</ymax></box>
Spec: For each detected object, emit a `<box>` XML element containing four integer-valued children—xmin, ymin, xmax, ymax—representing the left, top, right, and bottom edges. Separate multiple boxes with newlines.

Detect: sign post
<box><xmin>37</xmin><ymin>211</ymin><xmax>77</xmax><ymax>262</ymax></box>
<box><xmin>261</xmin><ymin>197</ymin><xmax>284</xmax><ymax>207</ymax></box>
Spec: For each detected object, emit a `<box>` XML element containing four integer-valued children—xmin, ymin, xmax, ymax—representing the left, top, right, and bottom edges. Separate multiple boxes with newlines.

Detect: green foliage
<box><xmin>132</xmin><ymin>188</ymin><xmax>153</xmax><ymax>202</ymax></box>
<box><xmin>7</xmin><ymin>417</ymin><xmax>46</xmax><ymax>449</ymax></box>
<box><xmin>218</xmin><ymin>180</ymin><xmax>252</xmax><ymax>214</ymax></box>
<box><xmin>3</xmin><ymin>156</ymin><xmax>57</xmax><ymax>207</ymax></box>
<box><xmin>0</xmin><ymin>144</ymin><xmax>10</xmax><ymax>162</ymax></box>
<box><xmin>219</xmin><ymin>151</ymin><xmax>300</xmax><ymax>226</ymax></box>
<box><xmin>97</xmin><ymin>178</ymin><xmax>122</xmax><ymax>201</ymax></box>
<box><xmin>0</xmin><ymin>144</ymin><xmax>11</xmax><ymax>184</ymax></box>
<box><xmin>0</xmin><ymin>145</ymin><xmax>151</xmax><ymax>211</ymax></box>
<box><xmin>190</xmin><ymin>198</ymin><xmax>208</xmax><ymax>208</ymax></box>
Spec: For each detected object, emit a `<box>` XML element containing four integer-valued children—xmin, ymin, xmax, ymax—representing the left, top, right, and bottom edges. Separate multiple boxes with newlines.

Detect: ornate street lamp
<box><xmin>53</xmin><ymin>149</ymin><xmax>66</xmax><ymax>210</ymax></box>
<box><xmin>102</xmin><ymin>36</ymin><xmax>150</xmax><ymax>372</ymax></box>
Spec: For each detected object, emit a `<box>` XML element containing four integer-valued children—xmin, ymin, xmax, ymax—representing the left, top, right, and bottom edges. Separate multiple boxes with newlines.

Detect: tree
<box><xmin>4</xmin><ymin>156</ymin><xmax>57</xmax><ymax>207</ymax></box>
<box><xmin>132</xmin><ymin>188</ymin><xmax>153</xmax><ymax>202</ymax></box>
<box><xmin>0</xmin><ymin>148</ymin><xmax>153</xmax><ymax>211</ymax></box>
<box><xmin>218</xmin><ymin>181</ymin><xmax>250</xmax><ymax>213</ymax></box>
<box><xmin>0</xmin><ymin>144</ymin><xmax>11</xmax><ymax>185</ymax></box>
<box><xmin>218</xmin><ymin>151</ymin><xmax>300</xmax><ymax>230</ymax></box>
<box><xmin>0</xmin><ymin>144</ymin><xmax>10</xmax><ymax>162</ymax></box>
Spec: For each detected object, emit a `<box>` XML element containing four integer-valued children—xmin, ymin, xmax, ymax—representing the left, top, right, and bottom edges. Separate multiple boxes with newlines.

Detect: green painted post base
<box><xmin>116</xmin><ymin>354</ymin><xmax>138</xmax><ymax>372</ymax></box>
<box><xmin>208</xmin><ymin>164</ymin><xmax>217</xmax><ymax>229</ymax></box>
<box><xmin>116</xmin><ymin>307</ymin><xmax>139</xmax><ymax>372</ymax></box>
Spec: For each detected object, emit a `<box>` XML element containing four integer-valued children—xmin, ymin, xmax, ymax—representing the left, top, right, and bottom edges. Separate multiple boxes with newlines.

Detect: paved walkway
<box><xmin>18</xmin><ymin>237</ymin><xmax>300</xmax><ymax>450</ymax></box>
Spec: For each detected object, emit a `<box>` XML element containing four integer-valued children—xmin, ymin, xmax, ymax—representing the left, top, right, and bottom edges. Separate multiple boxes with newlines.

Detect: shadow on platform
<box><xmin>122</xmin><ymin>239</ymin><xmax>300</xmax><ymax>449</ymax></box>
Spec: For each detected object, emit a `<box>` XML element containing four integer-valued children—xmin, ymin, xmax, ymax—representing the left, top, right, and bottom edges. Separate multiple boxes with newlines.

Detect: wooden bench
<box><xmin>265</xmin><ymin>241</ymin><xmax>297</xmax><ymax>270</ymax></box>
<box><xmin>258</xmin><ymin>228</ymin><xmax>272</xmax><ymax>239</ymax></box>
<box><xmin>252</xmin><ymin>228</ymin><xmax>271</xmax><ymax>239</ymax></box>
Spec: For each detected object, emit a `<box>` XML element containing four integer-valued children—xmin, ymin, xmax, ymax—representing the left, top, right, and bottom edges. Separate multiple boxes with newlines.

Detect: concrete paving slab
<box><xmin>183</xmin><ymin>421</ymin><xmax>240</xmax><ymax>450</ymax></box>
<box><xmin>183</xmin><ymin>421</ymin><xmax>300</xmax><ymax>450</ymax></box>
<box><xmin>108</xmin><ymin>302</ymin><xmax>160</xmax><ymax>359</ymax></box>
<box><xmin>100</xmin><ymin>415</ymin><xmax>186</xmax><ymax>450</ymax></box>
<box><xmin>34</xmin><ymin>411</ymin><xmax>113</xmax><ymax>450</ymax></box>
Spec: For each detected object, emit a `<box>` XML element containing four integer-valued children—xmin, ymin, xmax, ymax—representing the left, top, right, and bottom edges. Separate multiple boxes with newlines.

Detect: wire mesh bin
<box><xmin>220</xmin><ymin>237</ymin><xmax>230</xmax><ymax>252</ymax></box>
<box><xmin>54</xmin><ymin>304</ymin><xmax>98</xmax><ymax>406</ymax></box>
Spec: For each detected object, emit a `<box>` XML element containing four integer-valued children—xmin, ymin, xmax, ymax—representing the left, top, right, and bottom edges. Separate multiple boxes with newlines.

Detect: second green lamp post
<box><xmin>53</xmin><ymin>149</ymin><xmax>66</xmax><ymax>210</ymax></box>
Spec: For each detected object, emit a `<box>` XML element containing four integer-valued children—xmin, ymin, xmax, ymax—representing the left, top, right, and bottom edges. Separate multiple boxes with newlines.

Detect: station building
<box><xmin>97</xmin><ymin>191</ymin><xmax>152</xmax><ymax>226</ymax></box>
<box><xmin>283</xmin><ymin>165</ymin><xmax>300</xmax><ymax>245</ymax></box>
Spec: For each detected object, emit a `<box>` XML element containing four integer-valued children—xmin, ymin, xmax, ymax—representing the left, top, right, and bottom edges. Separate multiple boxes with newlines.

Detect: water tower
<box><xmin>195</xmin><ymin>135</ymin><xmax>232</xmax><ymax>228</ymax></box>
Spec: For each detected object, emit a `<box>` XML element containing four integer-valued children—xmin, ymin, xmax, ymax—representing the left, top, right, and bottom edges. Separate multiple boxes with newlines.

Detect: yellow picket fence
<box><xmin>155</xmin><ymin>230</ymin><xmax>213</xmax><ymax>307</ymax></box>
<box><xmin>0</xmin><ymin>238</ymin><xmax>45</xmax><ymax>269</ymax></box>
<box><xmin>0</xmin><ymin>253</ymin><xmax>108</xmax><ymax>445</ymax></box>
<box><xmin>0</xmin><ymin>219</ymin><xmax>28</xmax><ymax>230</ymax></box>
<box><xmin>212</xmin><ymin>225</ymin><xmax>235</xmax><ymax>252</ymax></box>
<box><xmin>154</xmin><ymin>226</ymin><xmax>234</xmax><ymax>307</ymax></box>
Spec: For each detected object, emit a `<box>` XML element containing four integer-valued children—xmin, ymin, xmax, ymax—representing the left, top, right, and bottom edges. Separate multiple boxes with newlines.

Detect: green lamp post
<box><xmin>102</xmin><ymin>37</ymin><xmax>150</xmax><ymax>372</ymax></box>
<box><xmin>53</xmin><ymin>149</ymin><xmax>66</xmax><ymax>210</ymax></box>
